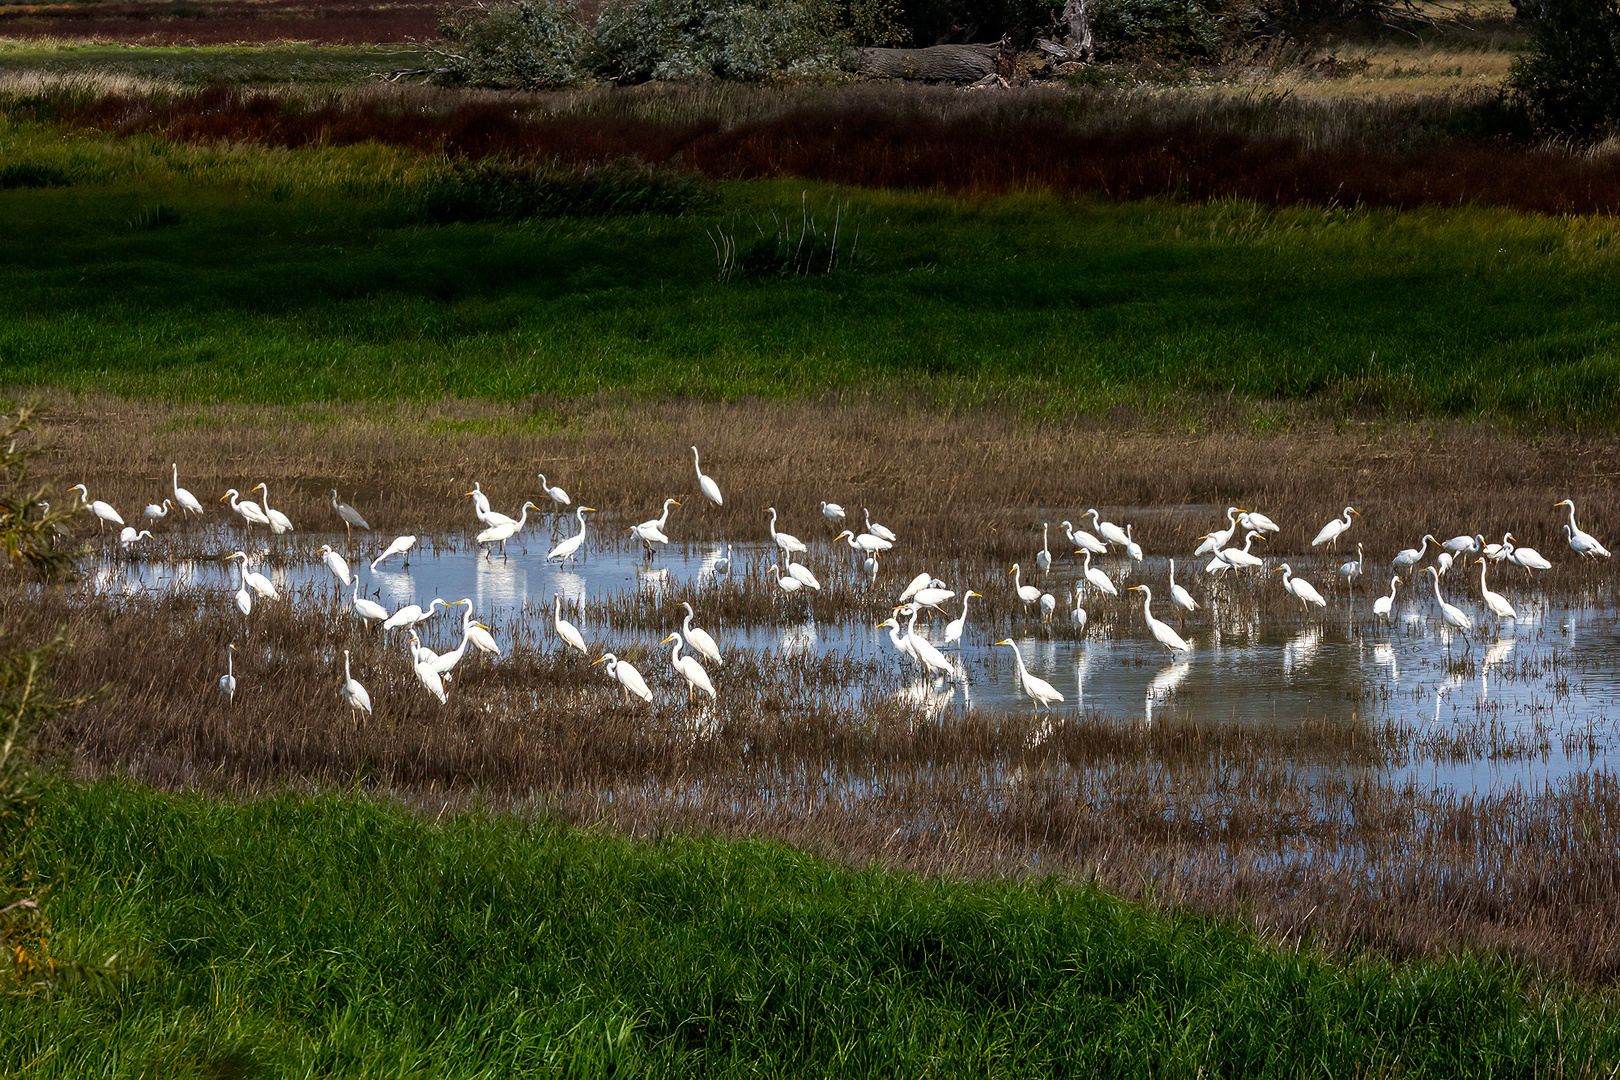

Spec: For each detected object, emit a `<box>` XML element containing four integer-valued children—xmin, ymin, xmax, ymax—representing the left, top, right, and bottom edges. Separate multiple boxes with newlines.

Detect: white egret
<box><xmin>1009</xmin><ymin>563</ymin><xmax>1041</xmax><ymax>605</ymax></box>
<box><xmin>835</xmin><ymin>528</ymin><xmax>891</xmax><ymax>554</ymax></box>
<box><xmin>784</xmin><ymin>553</ymin><xmax>821</xmax><ymax>591</ymax></box>
<box><xmin>410</xmin><ymin>637</ymin><xmax>448</xmax><ymax>704</ymax></box>
<box><xmin>1213</xmin><ymin>530</ymin><xmax>1265</xmax><ymax>572</ymax></box>
<box><xmin>371</xmin><ymin>535</ymin><xmax>417</xmax><ymax>572</ymax></box>
<box><xmin>1442</xmin><ymin>533</ymin><xmax>1483</xmax><ymax>555</ymax></box>
<box><xmin>340</xmin><ymin>650</ymin><xmax>372</xmax><ymax>716</ymax></box>
<box><xmin>663</xmin><ymin>631</ymin><xmax>717</xmax><ymax>701</ymax></box>
<box><xmin>466</xmin><ymin>482</ymin><xmax>493</xmax><ymax>517</ymax></box>
<box><xmin>1505</xmin><ymin>533</ymin><xmax>1552</xmax><ymax>573</ymax></box>
<box><xmin>382</xmin><ymin>596</ymin><xmax>449</xmax><ymax>632</ymax></box>
<box><xmin>172</xmin><ymin>464</ymin><xmax>205</xmax><ymax>517</ymax></box>
<box><xmin>1036</xmin><ymin>523</ymin><xmax>1053</xmax><ymax>573</ymax></box>
<box><xmin>878</xmin><ymin>616</ymin><xmax>919</xmax><ymax>663</ymax></box>
<box><xmin>863</xmin><ymin>509</ymin><xmax>897</xmax><ymax>543</ymax></box>
<box><xmin>1168</xmin><ymin>559</ymin><xmax>1196</xmax><ymax>613</ymax></box>
<box><xmin>943</xmin><ymin>592</ymin><xmax>980</xmax><ymax>645</ymax></box>
<box><xmin>898</xmin><ymin>572</ymin><xmax>933</xmax><ymax>603</ymax></box>
<box><xmin>769</xmin><ymin>563</ymin><xmax>803</xmax><ymax>593</ymax></box>
<box><xmin>330</xmin><ymin>489</ymin><xmax>371</xmax><ymax>538</ymax></box>
<box><xmin>820</xmin><ymin>501</ymin><xmax>846</xmax><ymax>524</ymax></box>
<box><xmin>219</xmin><ymin>643</ymin><xmax>236</xmax><ymax>703</ymax></box>
<box><xmin>408</xmin><ymin>629</ymin><xmax>440</xmax><ymax>670</ymax></box>
<box><xmin>632</xmin><ymin>498</ymin><xmax>680</xmax><ymax>554</ymax></box>
<box><xmin>1484</xmin><ymin>533</ymin><xmax>1513</xmax><ymax>562</ymax></box>
<box><xmin>318</xmin><ymin>544</ymin><xmax>351</xmax><ymax>587</ymax></box>
<box><xmin>1391</xmin><ymin>534</ymin><xmax>1438</xmax><ymax>570</ymax></box>
<box><xmin>1081</xmin><ymin>550</ymin><xmax>1118</xmax><ymax>596</ymax></box>
<box><xmin>219</xmin><ymin>488</ymin><xmax>269</xmax><ymax>528</ymax></box>
<box><xmin>766</xmin><ymin>507</ymin><xmax>807</xmax><ymax>554</ymax></box>
<box><xmin>251</xmin><ymin>483</ymin><xmax>294</xmax><ymax>534</ymax></box>
<box><xmin>680</xmin><ymin>602</ymin><xmax>723</xmax><ymax>666</ymax></box>
<box><xmin>1129</xmin><ymin>584</ymin><xmax>1191</xmax><ymax>653</ymax></box>
<box><xmin>1422</xmin><ymin>565</ymin><xmax>1472</xmax><ymax>645</ymax></box>
<box><xmin>227</xmin><ymin>552</ymin><xmax>279</xmax><ymax>600</ymax></box>
<box><xmin>452</xmin><ymin>599</ymin><xmax>500</xmax><ymax>656</ymax></box>
<box><xmin>230</xmin><ymin>557</ymin><xmax>252</xmax><ymax>616</ymax></box>
<box><xmin>1040</xmin><ymin>592</ymin><xmax>1057</xmax><ymax>622</ymax></box>
<box><xmin>1061</xmin><ymin>520</ymin><xmax>1108</xmax><ymax>555</ymax></box>
<box><xmin>1373</xmin><ymin>576</ymin><xmax>1402</xmax><ymax>621</ymax></box>
<box><xmin>424</xmin><ymin>619</ymin><xmax>474</xmax><ymax>678</ymax></box>
<box><xmin>143</xmin><ymin>498</ymin><xmax>172</xmax><ymax>521</ymax></box>
<box><xmin>1193</xmin><ymin>507</ymin><xmax>1243</xmax><ymax>557</ymax></box>
<box><xmin>118</xmin><ymin>527</ymin><xmax>154</xmax><ymax>550</ymax></box>
<box><xmin>1239</xmin><ymin>510</ymin><xmax>1281</xmax><ymax>535</ymax></box>
<box><xmin>994</xmin><ymin>639</ymin><xmax>1064</xmax><ymax>711</ymax></box>
<box><xmin>1123</xmin><ymin>523</ymin><xmax>1143</xmax><ymax>564</ymax></box>
<box><xmin>537</xmin><ymin>473</ymin><xmax>570</xmax><ymax>509</ymax></box>
<box><xmin>1435</xmin><ymin>551</ymin><xmax>1454</xmax><ymax>577</ymax></box>
<box><xmin>351</xmin><ymin>578</ymin><xmax>389</xmax><ymax>627</ymax></box>
<box><xmin>593</xmin><ymin>653</ymin><xmax>653</xmax><ymax>704</ymax></box>
<box><xmin>712</xmin><ymin>542</ymin><xmax>732</xmax><ymax>575</ymax></box>
<box><xmin>1274</xmin><ymin>563</ymin><xmax>1327</xmax><ymax>609</ymax></box>
<box><xmin>553</xmin><ymin>594</ymin><xmax>588</xmax><ymax>655</ymax></box>
<box><xmin>1339</xmin><ymin>544</ymin><xmax>1364</xmax><ymax>587</ymax></box>
<box><xmin>1085</xmin><ymin>508</ymin><xmax>1129</xmax><ymax>548</ymax></box>
<box><xmin>547</xmin><ymin>506</ymin><xmax>596</xmax><ymax>562</ymax></box>
<box><xmin>691</xmin><ymin>447</ymin><xmax>723</xmax><ymax>506</ymax></box>
<box><xmin>898</xmin><ymin>605</ymin><xmax>958</xmax><ymax>679</ymax></box>
<box><xmin>1311</xmin><ymin>506</ymin><xmax>1358</xmax><ymax>548</ymax></box>
<box><xmin>1555</xmin><ymin>499</ymin><xmax>1610</xmax><ymax>557</ymax></box>
<box><xmin>479</xmin><ymin>501</ymin><xmax>541</xmax><ymax>560</ymax></box>
<box><xmin>912</xmin><ymin>580</ymin><xmax>955</xmax><ymax>609</ymax></box>
<box><xmin>1475</xmin><ymin>558</ymin><xmax>1516</xmax><ymax>622</ymax></box>
<box><xmin>68</xmin><ymin>484</ymin><xmax>125</xmax><ymax>531</ymax></box>
<box><xmin>1069</xmin><ymin>588</ymin><xmax>1087</xmax><ymax>632</ymax></box>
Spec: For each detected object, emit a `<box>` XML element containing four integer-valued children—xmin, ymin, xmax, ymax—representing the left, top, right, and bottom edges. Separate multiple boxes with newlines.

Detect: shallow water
<box><xmin>91</xmin><ymin>528</ymin><xmax>1620</xmax><ymax>797</ymax></box>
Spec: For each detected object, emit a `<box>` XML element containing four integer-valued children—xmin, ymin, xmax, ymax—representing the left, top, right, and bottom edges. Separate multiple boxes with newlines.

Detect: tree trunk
<box><xmin>843</xmin><ymin>44</ymin><xmax>999</xmax><ymax>84</ymax></box>
<box><xmin>1062</xmin><ymin>0</ymin><xmax>1096</xmax><ymax>62</ymax></box>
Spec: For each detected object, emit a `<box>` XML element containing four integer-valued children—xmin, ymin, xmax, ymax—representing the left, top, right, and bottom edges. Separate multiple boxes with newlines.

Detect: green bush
<box><xmin>438</xmin><ymin>0</ymin><xmax>591</xmax><ymax>88</ymax></box>
<box><xmin>1092</xmin><ymin>0</ymin><xmax>1220</xmax><ymax>59</ymax></box>
<box><xmin>592</xmin><ymin>0</ymin><xmax>847</xmax><ymax>82</ymax></box>
<box><xmin>1507</xmin><ymin>0</ymin><xmax>1620</xmax><ymax>139</ymax></box>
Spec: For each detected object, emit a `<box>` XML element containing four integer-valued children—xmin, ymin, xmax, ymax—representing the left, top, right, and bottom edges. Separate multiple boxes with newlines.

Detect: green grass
<box><xmin>0</xmin><ymin>42</ymin><xmax>431</xmax><ymax>85</ymax></box>
<box><xmin>3</xmin><ymin>779</ymin><xmax>1615</xmax><ymax>1077</ymax></box>
<box><xmin>4</xmin><ymin>117</ymin><xmax>1620</xmax><ymax>426</ymax></box>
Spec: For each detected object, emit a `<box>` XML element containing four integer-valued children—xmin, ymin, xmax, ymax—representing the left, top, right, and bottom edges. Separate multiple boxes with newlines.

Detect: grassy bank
<box><xmin>3</xmin><ymin>113</ymin><xmax>1620</xmax><ymax>427</ymax></box>
<box><xmin>4</xmin><ymin>780</ymin><xmax>1616</xmax><ymax>1076</ymax></box>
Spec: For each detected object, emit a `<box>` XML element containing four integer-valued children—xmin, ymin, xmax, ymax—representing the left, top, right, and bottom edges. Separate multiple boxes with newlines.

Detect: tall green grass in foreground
<box><xmin>3</xmin><ymin>781</ymin><xmax>1616</xmax><ymax>1077</ymax></box>
<box><xmin>4</xmin><ymin>118</ymin><xmax>1620</xmax><ymax>426</ymax></box>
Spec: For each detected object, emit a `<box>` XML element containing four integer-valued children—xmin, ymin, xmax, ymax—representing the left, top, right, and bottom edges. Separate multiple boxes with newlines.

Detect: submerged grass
<box><xmin>3</xmin><ymin>779</ymin><xmax>1617</xmax><ymax>1076</ymax></box>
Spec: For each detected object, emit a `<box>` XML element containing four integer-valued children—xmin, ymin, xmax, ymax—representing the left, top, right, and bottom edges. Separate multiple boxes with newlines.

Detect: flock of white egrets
<box><xmin>59</xmin><ymin>452</ymin><xmax>1611</xmax><ymax>716</ymax></box>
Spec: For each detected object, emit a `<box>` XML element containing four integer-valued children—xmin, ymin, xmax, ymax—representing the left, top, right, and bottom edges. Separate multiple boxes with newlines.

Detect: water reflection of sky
<box><xmin>88</xmin><ymin>536</ymin><xmax>1620</xmax><ymax>797</ymax></box>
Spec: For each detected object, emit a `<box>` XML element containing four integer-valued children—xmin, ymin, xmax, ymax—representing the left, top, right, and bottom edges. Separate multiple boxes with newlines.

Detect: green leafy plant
<box><xmin>1507</xmin><ymin>0</ymin><xmax>1620</xmax><ymax>139</ymax></box>
<box><xmin>437</xmin><ymin>0</ymin><xmax>592</xmax><ymax>88</ymax></box>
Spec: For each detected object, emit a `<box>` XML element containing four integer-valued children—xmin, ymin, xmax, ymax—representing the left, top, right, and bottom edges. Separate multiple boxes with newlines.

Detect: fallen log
<box><xmin>842</xmin><ymin>44</ymin><xmax>999</xmax><ymax>84</ymax></box>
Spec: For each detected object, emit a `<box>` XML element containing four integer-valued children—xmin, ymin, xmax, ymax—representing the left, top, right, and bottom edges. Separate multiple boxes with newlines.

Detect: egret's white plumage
<box><xmin>1475</xmin><ymin>558</ymin><xmax>1516</xmax><ymax>621</ymax></box>
<box><xmin>228</xmin><ymin>551</ymin><xmax>279</xmax><ymax>600</ymax></box>
<box><xmin>553</xmin><ymin>593</ymin><xmax>588</xmax><ymax>655</ymax></box>
<box><xmin>836</xmin><ymin>528</ymin><xmax>891</xmax><ymax>554</ymax></box>
<box><xmin>1311</xmin><ymin>506</ymin><xmax>1358</xmax><ymax>548</ymax></box>
<box><xmin>172</xmin><ymin>464</ymin><xmax>205</xmax><ymax>517</ymax></box>
<box><xmin>769</xmin><ymin>563</ymin><xmax>803</xmax><ymax>593</ymax></box>
<box><xmin>548</xmin><ymin>507</ymin><xmax>596</xmax><ymax>562</ymax></box>
<box><xmin>785</xmin><ymin>553</ymin><xmax>821</xmax><ymax>591</ymax></box>
<box><xmin>319</xmin><ymin>544</ymin><xmax>351</xmax><ymax>587</ymax></box>
<box><xmin>1123</xmin><ymin>523</ymin><xmax>1143</xmax><ymax>564</ymax></box>
<box><xmin>1036</xmin><ymin>523</ymin><xmax>1053</xmax><ymax>573</ymax></box>
<box><xmin>943</xmin><ymin>592</ymin><xmax>980</xmax><ymax>645</ymax></box>
<box><xmin>594</xmin><ymin>653</ymin><xmax>653</xmax><ymax>704</ymax></box>
<box><xmin>382</xmin><ymin>597</ymin><xmax>449</xmax><ymax>632</ymax></box>
<box><xmin>537</xmin><ymin>474</ymin><xmax>571</xmax><ymax>509</ymax></box>
<box><xmin>1393</xmin><ymin>534</ymin><xmax>1436</xmax><ymax>568</ymax></box>
<box><xmin>219</xmin><ymin>488</ymin><xmax>269</xmax><ymax>527</ymax></box>
<box><xmin>1556</xmin><ymin>499</ymin><xmax>1610</xmax><ymax>558</ymax></box>
<box><xmin>340</xmin><ymin>649</ymin><xmax>372</xmax><ymax>715</ymax></box>
<box><xmin>371</xmin><ymin>535</ymin><xmax>417</xmax><ymax>572</ymax></box>
<box><xmin>1193</xmin><ymin>507</ymin><xmax>1243</xmax><ymax>557</ymax></box>
<box><xmin>863</xmin><ymin>509</ymin><xmax>897</xmax><ymax>544</ymax></box>
<box><xmin>994</xmin><ymin>639</ymin><xmax>1064</xmax><ymax>711</ymax></box>
<box><xmin>629</xmin><ymin>499</ymin><xmax>676</xmax><ymax>550</ymax></box>
<box><xmin>1239</xmin><ymin>510</ymin><xmax>1281</xmax><ymax>535</ymax></box>
<box><xmin>143</xmin><ymin>498</ymin><xmax>172</xmax><ymax>521</ymax></box>
<box><xmin>1168</xmin><ymin>559</ymin><xmax>1197</xmax><ymax>613</ymax></box>
<box><xmin>1339</xmin><ymin>544</ymin><xmax>1364</xmax><ymax>586</ymax></box>
<box><xmin>1275</xmin><ymin>562</ymin><xmax>1327</xmax><ymax>609</ymax></box>
<box><xmin>1061</xmin><ymin>520</ymin><xmax>1108</xmax><ymax>555</ymax></box>
<box><xmin>1009</xmin><ymin>563</ymin><xmax>1041</xmax><ymax>605</ymax></box>
<box><xmin>1085</xmin><ymin>508</ymin><xmax>1130</xmax><ymax>549</ymax></box>
<box><xmin>691</xmin><ymin>447</ymin><xmax>723</xmax><ymax>506</ymax></box>
<box><xmin>664</xmin><ymin>631</ymin><xmax>717</xmax><ymax>700</ymax></box>
<box><xmin>68</xmin><ymin>484</ymin><xmax>124</xmax><ymax>531</ymax></box>
<box><xmin>1129</xmin><ymin>585</ymin><xmax>1191</xmax><ymax>653</ymax></box>
<box><xmin>1374</xmin><ymin>576</ymin><xmax>1402</xmax><ymax>621</ymax></box>
<box><xmin>219</xmin><ymin>643</ymin><xmax>236</xmax><ymax>703</ymax></box>
<box><xmin>479</xmin><ymin>501</ymin><xmax>541</xmax><ymax>559</ymax></box>
<box><xmin>680</xmin><ymin>602</ymin><xmax>723</xmax><ymax>666</ymax></box>
<box><xmin>252</xmin><ymin>483</ymin><xmax>294</xmax><ymax>534</ymax></box>
<box><xmin>1423</xmin><ymin>565</ymin><xmax>1473</xmax><ymax>637</ymax></box>
<box><xmin>351</xmin><ymin>578</ymin><xmax>389</xmax><ymax>627</ymax></box>
<box><xmin>820</xmin><ymin>501</ymin><xmax>845</xmax><ymax>524</ymax></box>
<box><xmin>1081</xmin><ymin>550</ymin><xmax>1118</xmax><ymax>596</ymax></box>
<box><xmin>766</xmin><ymin>507</ymin><xmax>807</xmax><ymax>554</ymax></box>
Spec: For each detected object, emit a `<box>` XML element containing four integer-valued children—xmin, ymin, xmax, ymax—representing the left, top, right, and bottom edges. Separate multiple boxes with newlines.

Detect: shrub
<box><xmin>592</xmin><ymin>0</ymin><xmax>848</xmax><ymax>82</ymax></box>
<box><xmin>1507</xmin><ymin>0</ymin><xmax>1620</xmax><ymax>139</ymax></box>
<box><xmin>438</xmin><ymin>0</ymin><xmax>592</xmax><ymax>88</ymax></box>
<box><xmin>1092</xmin><ymin>0</ymin><xmax>1219</xmax><ymax>59</ymax></box>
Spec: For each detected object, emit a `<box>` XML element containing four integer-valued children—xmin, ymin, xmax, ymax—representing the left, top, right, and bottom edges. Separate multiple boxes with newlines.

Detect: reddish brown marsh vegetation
<box><xmin>30</xmin><ymin>81</ymin><xmax>1620</xmax><ymax>215</ymax></box>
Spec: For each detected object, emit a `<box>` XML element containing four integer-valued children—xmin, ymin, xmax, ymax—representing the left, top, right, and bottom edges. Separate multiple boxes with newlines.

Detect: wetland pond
<box><xmin>87</xmin><ymin>522</ymin><xmax>1620</xmax><ymax>801</ymax></box>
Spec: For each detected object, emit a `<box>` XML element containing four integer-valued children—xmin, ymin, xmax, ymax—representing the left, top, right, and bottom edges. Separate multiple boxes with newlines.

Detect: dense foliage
<box><xmin>1507</xmin><ymin>0</ymin><xmax>1620</xmax><ymax>139</ymax></box>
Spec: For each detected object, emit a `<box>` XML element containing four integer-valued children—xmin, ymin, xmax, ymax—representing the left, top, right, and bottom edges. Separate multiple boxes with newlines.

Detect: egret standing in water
<box><xmin>548</xmin><ymin>507</ymin><xmax>596</xmax><ymax>562</ymax></box>
<box><xmin>219</xmin><ymin>643</ymin><xmax>236</xmax><ymax>704</ymax></box>
<box><xmin>1275</xmin><ymin>563</ymin><xmax>1327</xmax><ymax>610</ymax></box>
<box><xmin>172</xmin><ymin>464</ymin><xmax>205</xmax><ymax>517</ymax></box>
<box><xmin>1373</xmin><ymin>576</ymin><xmax>1402</xmax><ymax>622</ymax></box>
<box><xmin>1311</xmin><ymin>506</ymin><xmax>1358</xmax><ymax>549</ymax></box>
<box><xmin>662</xmin><ymin>630</ymin><xmax>717</xmax><ymax>701</ymax></box>
<box><xmin>680</xmin><ymin>602</ymin><xmax>723</xmax><ymax>666</ymax></box>
<box><xmin>1128</xmin><ymin>585</ymin><xmax>1191</xmax><ymax>654</ymax></box>
<box><xmin>1422</xmin><ymin>565</ymin><xmax>1472</xmax><ymax>655</ymax></box>
<box><xmin>1555</xmin><ymin>499</ymin><xmax>1610</xmax><ymax>558</ymax></box>
<box><xmin>994</xmin><ymin>639</ymin><xmax>1064</xmax><ymax>711</ymax></box>
<box><xmin>340</xmin><ymin>650</ymin><xmax>372</xmax><ymax>716</ymax></box>
<box><xmin>553</xmin><ymin>594</ymin><xmax>587</xmax><ymax>655</ymax></box>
